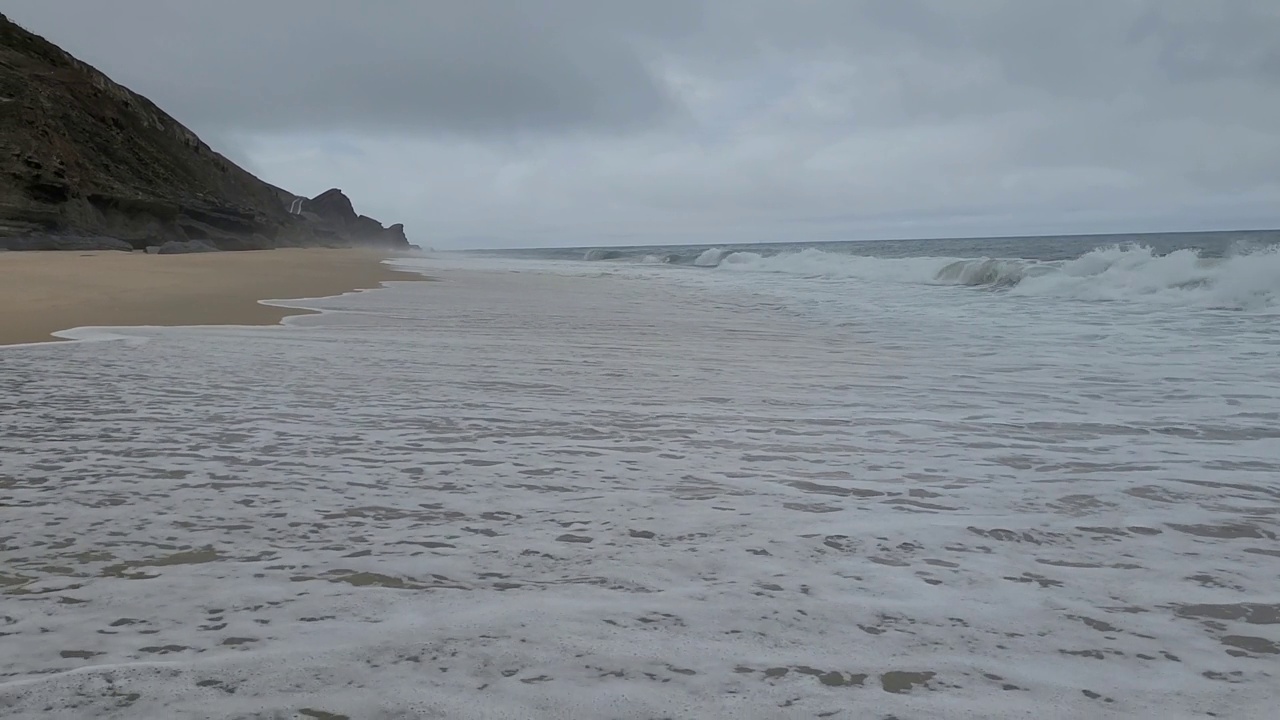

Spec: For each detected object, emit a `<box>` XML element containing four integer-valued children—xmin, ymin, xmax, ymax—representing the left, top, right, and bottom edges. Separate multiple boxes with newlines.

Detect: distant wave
<box><xmin>584</xmin><ymin>249</ymin><xmax>679</xmax><ymax>264</ymax></box>
<box><xmin>641</xmin><ymin>254</ymin><xmax>680</xmax><ymax>264</ymax></box>
<box><xmin>702</xmin><ymin>244</ymin><xmax>1280</xmax><ymax>310</ymax></box>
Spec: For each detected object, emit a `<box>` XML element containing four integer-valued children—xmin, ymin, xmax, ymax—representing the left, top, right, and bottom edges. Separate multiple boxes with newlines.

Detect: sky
<box><xmin>7</xmin><ymin>0</ymin><xmax>1280</xmax><ymax>249</ymax></box>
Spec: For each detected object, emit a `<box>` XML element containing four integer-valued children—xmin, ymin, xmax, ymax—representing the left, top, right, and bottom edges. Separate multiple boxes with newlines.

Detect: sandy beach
<box><xmin>0</xmin><ymin>248</ymin><xmax>417</xmax><ymax>346</ymax></box>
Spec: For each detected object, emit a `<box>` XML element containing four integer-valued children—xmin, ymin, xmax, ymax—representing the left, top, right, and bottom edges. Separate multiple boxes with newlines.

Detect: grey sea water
<box><xmin>477</xmin><ymin>228</ymin><xmax>1279</xmax><ymax>264</ymax></box>
<box><xmin>2</xmin><ymin>229</ymin><xmax>1278</xmax><ymax>718</ymax></box>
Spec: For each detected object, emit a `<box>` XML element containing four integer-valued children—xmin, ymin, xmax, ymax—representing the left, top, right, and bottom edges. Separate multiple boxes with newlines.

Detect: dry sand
<box><xmin>0</xmin><ymin>248</ymin><xmax>420</xmax><ymax>346</ymax></box>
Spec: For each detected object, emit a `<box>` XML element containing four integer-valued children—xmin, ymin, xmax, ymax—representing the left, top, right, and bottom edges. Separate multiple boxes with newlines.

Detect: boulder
<box><xmin>155</xmin><ymin>240</ymin><xmax>219</xmax><ymax>254</ymax></box>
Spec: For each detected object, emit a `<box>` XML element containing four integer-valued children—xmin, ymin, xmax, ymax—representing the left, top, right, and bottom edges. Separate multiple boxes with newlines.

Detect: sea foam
<box><xmin>703</xmin><ymin>244</ymin><xmax>1280</xmax><ymax>310</ymax></box>
<box><xmin>1</xmin><ymin>258</ymin><xmax>1275</xmax><ymax>719</ymax></box>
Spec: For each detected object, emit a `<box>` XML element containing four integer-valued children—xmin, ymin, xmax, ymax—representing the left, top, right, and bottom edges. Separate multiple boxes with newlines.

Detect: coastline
<box><xmin>0</xmin><ymin>248</ymin><xmax>421</xmax><ymax>347</ymax></box>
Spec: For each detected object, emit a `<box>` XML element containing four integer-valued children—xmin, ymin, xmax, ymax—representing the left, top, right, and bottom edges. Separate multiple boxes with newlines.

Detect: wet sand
<box><xmin>0</xmin><ymin>248</ymin><xmax>418</xmax><ymax>346</ymax></box>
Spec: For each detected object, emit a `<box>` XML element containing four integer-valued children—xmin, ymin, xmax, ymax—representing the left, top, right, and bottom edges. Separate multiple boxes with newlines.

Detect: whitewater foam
<box><xmin>2</xmin><ymin>253</ymin><xmax>1277</xmax><ymax>719</ymax></box>
<box><xmin>700</xmin><ymin>244</ymin><xmax>1280</xmax><ymax>310</ymax></box>
<box><xmin>694</xmin><ymin>247</ymin><xmax>729</xmax><ymax>267</ymax></box>
<box><xmin>1012</xmin><ymin>245</ymin><xmax>1280</xmax><ymax>310</ymax></box>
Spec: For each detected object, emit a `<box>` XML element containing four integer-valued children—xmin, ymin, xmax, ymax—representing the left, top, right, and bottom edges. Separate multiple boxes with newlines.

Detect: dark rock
<box><xmin>0</xmin><ymin>235</ymin><xmax>132</xmax><ymax>251</ymax></box>
<box><xmin>249</xmin><ymin>233</ymin><xmax>277</xmax><ymax>250</ymax></box>
<box><xmin>0</xmin><ymin>15</ymin><xmax>410</xmax><ymax>250</ymax></box>
<box><xmin>386</xmin><ymin>224</ymin><xmax>409</xmax><ymax>246</ymax></box>
<box><xmin>301</xmin><ymin>190</ymin><xmax>409</xmax><ymax>248</ymax></box>
<box><xmin>155</xmin><ymin>240</ymin><xmax>219</xmax><ymax>254</ymax></box>
<box><xmin>309</xmin><ymin>189</ymin><xmax>359</xmax><ymax>225</ymax></box>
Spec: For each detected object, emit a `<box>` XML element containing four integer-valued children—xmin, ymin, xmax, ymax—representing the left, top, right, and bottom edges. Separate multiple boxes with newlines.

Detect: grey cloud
<box><xmin>5</xmin><ymin>0</ymin><xmax>1278</xmax><ymax>246</ymax></box>
<box><xmin>11</xmin><ymin>1</ymin><xmax>1277</xmax><ymax>135</ymax></box>
<box><xmin>5</xmin><ymin>0</ymin><xmax>696</xmax><ymax>135</ymax></box>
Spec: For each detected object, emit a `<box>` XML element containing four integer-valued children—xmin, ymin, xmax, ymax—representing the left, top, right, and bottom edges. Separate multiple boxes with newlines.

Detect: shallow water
<box><xmin>0</xmin><ymin>252</ymin><xmax>1277</xmax><ymax>719</ymax></box>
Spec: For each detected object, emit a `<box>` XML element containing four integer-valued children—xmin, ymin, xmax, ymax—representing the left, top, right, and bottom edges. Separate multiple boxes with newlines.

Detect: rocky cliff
<box><xmin>0</xmin><ymin>13</ymin><xmax>408</xmax><ymax>251</ymax></box>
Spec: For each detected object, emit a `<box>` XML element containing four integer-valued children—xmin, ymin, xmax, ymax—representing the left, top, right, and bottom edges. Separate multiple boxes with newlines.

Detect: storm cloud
<box><xmin>7</xmin><ymin>0</ymin><xmax>1279</xmax><ymax>247</ymax></box>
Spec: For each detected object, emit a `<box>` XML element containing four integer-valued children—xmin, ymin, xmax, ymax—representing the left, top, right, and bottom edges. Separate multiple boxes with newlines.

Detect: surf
<box><xmin>698</xmin><ymin>244</ymin><xmax>1280</xmax><ymax>310</ymax></box>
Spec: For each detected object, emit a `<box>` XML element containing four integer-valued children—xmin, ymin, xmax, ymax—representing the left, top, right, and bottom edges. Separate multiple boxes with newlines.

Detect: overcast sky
<box><xmin>7</xmin><ymin>1</ymin><xmax>1280</xmax><ymax>248</ymax></box>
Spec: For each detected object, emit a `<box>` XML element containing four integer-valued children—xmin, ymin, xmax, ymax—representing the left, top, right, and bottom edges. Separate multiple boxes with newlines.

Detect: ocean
<box><xmin>2</xmin><ymin>230</ymin><xmax>1278</xmax><ymax>718</ymax></box>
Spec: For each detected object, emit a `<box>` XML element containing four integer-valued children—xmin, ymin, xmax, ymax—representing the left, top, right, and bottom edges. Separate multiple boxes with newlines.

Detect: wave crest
<box><xmin>705</xmin><ymin>244</ymin><xmax>1279</xmax><ymax>310</ymax></box>
<box><xmin>1012</xmin><ymin>244</ymin><xmax>1279</xmax><ymax>309</ymax></box>
<box><xmin>694</xmin><ymin>248</ymin><xmax>729</xmax><ymax>267</ymax></box>
<box><xmin>934</xmin><ymin>258</ymin><xmax>1036</xmax><ymax>287</ymax></box>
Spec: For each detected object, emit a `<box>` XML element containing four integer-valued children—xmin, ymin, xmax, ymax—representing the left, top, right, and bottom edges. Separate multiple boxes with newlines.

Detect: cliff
<box><xmin>0</xmin><ymin>13</ymin><xmax>408</xmax><ymax>251</ymax></box>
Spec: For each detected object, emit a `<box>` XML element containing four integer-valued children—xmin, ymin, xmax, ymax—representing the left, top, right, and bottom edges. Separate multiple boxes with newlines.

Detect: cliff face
<box><xmin>0</xmin><ymin>14</ymin><xmax>408</xmax><ymax>250</ymax></box>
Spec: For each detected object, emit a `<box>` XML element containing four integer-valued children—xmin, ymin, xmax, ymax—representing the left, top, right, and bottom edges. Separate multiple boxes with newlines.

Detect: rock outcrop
<box><xmin>296</xmin><ymin>188</ymin><xmax>407</xmax><ymax>247</ymax></box>
<box><xmin>0</xmin><ymin>13</ymin><xmax>410</xmax><ymax>251</ymax></box>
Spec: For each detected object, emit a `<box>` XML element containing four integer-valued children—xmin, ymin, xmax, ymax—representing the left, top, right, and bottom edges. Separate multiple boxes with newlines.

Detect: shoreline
<box><xmin>0</xmin><ymin>248</ymin><xmax>423</xmax><ymax>347</ymax></box>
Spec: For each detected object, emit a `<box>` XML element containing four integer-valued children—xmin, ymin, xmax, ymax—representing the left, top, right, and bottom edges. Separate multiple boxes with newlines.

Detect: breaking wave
<box><xmin>694</xmin><ymin>248</ymin><xmax>730</xmax><ymax>267</ymax></box>
<box><xmin>584</xmin><ymin>249</ymin><xmax>678</xmax><ymax>264</ymax></box>
<box><xmin>705</xmin><ymin>244</ymin><xmax>1280</xmax><ymax>310</ymax></box>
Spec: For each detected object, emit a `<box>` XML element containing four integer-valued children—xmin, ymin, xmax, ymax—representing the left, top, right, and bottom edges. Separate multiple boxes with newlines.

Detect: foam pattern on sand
<box><xmin>0</xmin><ymin>263</ymin><xmax>1276</xmax><ymax>719</ymax></box>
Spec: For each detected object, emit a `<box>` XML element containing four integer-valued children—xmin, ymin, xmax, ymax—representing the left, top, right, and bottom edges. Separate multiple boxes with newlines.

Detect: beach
<box><xmin>1</xmin><ymin>241</ymin><xmax>1277</xmax><ymax>719</ymax></box>
<box><xmin>0</xmin><ymin>248</ymin><xmax>416</xmax><ymax>346</ymax></box>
